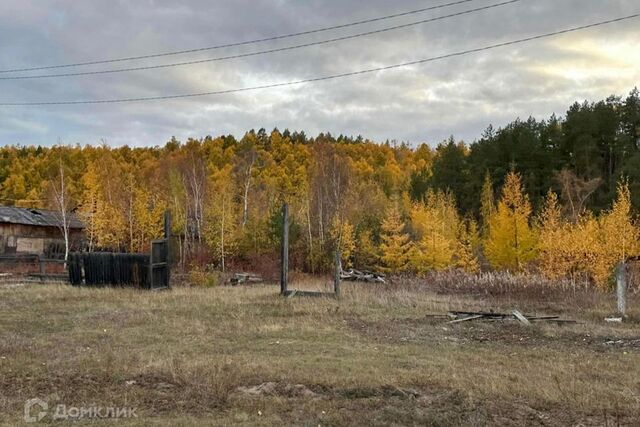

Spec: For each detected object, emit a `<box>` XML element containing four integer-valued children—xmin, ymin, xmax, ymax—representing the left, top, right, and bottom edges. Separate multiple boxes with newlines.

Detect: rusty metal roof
<box><xmin>0</xmin><ymin>206</ymin><xmax>84</xmax><ymax>229</ymax></box>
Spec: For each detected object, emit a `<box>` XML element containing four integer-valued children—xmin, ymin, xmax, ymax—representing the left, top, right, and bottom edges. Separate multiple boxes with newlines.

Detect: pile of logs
<box><xmin>447</xmin><ymin>310</ymin><xmax>578</xmax><ymax>325</ymax></box>
<box><xmin>340</xmin><ymin>268</ymin><xmax>386</xmax><ymax>283</ymax></box>
<box><xmin>229</xmin><ymin>273</ymin><xmax>264</xmax><ymax>286</ymax></box>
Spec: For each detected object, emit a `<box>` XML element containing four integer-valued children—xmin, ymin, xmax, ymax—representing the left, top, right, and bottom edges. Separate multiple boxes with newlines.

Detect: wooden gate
<box><xmin>149</xmin><ymin>239</ymin><xmax>170</xmax><ymax>290</ymax></box>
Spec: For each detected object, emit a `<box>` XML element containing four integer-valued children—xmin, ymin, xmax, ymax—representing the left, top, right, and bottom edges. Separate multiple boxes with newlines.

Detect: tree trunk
<box><xmin>242</xmin><ymin>158</ymin><xmax>254</xmax><ymax>229</ymax></box>
<box><xmin>221</xmin><ymin>196</ymin><xmax>226</xmax><ymax>272</ymax></box>
<box><xmin>306</xmin><ymin>196</ymin><xmax>314</xmax><ymax>273</ymax></box>
<box><xmin>53</xmin><ymin>158</ymin><xmax>71</xmax><ymax>266</ymax></box>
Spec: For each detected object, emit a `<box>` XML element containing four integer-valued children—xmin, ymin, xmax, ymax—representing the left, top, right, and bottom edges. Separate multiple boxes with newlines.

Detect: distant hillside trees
<box><xmin>1</xmin><ymin>88</ymin><xmax>639</xmax><ymax>288</ymax></box>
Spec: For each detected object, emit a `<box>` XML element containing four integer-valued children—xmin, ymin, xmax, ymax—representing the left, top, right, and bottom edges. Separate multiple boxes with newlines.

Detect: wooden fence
<box><xmin>67</xmin><ymin>212</ymin><xmax>171</xmax><ymax>290</ymax></box>
<box><xmin>67</xmin><ymin>248</ymin><xmax>170</xmax><ymax>290</ymax></box>
<box><xmin>68</xmin><ymin>252</ymin><xmax>151</xmax><ymax>288</ymax></box>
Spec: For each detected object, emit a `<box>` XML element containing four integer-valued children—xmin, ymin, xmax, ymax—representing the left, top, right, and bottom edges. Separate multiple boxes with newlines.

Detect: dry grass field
<box><xmin>1</xmin><ymin>275</ymin><xmax>639</xmax><ymax>426</ymax></box>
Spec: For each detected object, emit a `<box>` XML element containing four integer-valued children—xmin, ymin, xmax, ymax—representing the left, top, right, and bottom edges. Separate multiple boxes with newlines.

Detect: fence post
<box><xmin>334</xmin><ymin>249</ymin><xmax>341</xmax><ymax>297</ymax></box>
<box><xmin>38</xmin><ymin>254</ymin><xmax>45</xmax><ymax>275</ymax></box>
<box><xmin>149</xmin><ymin>251</ymin><xmax>154</xmax><ymax>290</ymax></box>
<box><xmin>164</xmin><ymin>210</ymin><xmax>171</xmax><ymax>240</ymax></box>
<box><xmin>164</xmin><ymin>210</ymin><xmax>171</xmax><ymax>288</ymax></box>
<box><xmin>280</xmin><ymin>203</ymin><xmax>289</xmax><ymax>295</ymax></box>
<box><xmin>616</xmin><ymin>262</ymin><xmax>627</xmax><ymax>317</ymax></box>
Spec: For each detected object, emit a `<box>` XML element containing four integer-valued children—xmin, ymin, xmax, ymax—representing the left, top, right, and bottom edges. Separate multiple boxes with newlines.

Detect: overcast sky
<box><xmin>0</xmin><ymin>0</ymin><xmax>638</xmax><ymax>147</ymax></box>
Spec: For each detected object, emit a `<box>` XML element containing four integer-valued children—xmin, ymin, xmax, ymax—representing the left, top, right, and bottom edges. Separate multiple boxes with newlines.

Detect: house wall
<box><xmin>0</xmin><ymin>223</ymin><xmax>83</xmax><ymax>257</ymax></box>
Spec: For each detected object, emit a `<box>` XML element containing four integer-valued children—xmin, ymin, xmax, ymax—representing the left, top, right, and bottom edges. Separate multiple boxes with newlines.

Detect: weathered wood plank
<box><xmin>512</xmin><ymin>310</ymin><xmax>531</xmax><ymax>325</ymax></box>
<box><xmin>448</xmin><ymin>315</ymin><xmax>484</xmax><ymax>324</ymax></box>
<box><xmin>334</xmin><ymin>249</ymin><xmax>341</xmax><ymax>297</ymax></box>
<box><xmin>280</xmin><ymin>203</ymin><xmax>289</xmax><ymax>295</ymax></box>
<box><xmin>284</xmin><ymin>290</ymin><xmax>336</xmax><ymax>298</ymax></box>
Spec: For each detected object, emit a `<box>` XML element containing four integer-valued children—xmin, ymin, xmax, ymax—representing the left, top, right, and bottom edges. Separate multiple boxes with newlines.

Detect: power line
<box><xmin>0</xmin><ymin>0</ymin><xmax>520</xmax><ymax>80</ymax></box>
<box><xmin>1</xmin><ymin>13</ymin><xmax>638</xmax><ymax>106</ymax></box>
<box><xmin>0</xmin><ymin>0</ymin><xmax>480</xmax><ymax>74</ymax></box>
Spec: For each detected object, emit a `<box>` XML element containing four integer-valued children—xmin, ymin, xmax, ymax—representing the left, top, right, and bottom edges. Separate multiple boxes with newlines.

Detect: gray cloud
<box><xmin>0</xmin><ymin>0</ymin><xmax>638</xmax><ymax>147</ymax></box>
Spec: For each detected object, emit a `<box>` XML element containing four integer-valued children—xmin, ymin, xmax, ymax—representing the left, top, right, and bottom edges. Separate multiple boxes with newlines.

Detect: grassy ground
<box><xmin>0</xmin><ymin>276</ymin><xmax>639</xmax><ymax>426</ymax></box>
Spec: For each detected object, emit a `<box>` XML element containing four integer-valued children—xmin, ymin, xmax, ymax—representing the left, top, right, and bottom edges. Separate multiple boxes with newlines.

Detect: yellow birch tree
<box><xmin>204</xmin><ymin>164</ymin><xmax>239</xmax><ymax>272</ymax></box>
<box><xmin>329</xmin><ymin>217</ymin><xmax>356</xmax><ymax>268</ymax></box>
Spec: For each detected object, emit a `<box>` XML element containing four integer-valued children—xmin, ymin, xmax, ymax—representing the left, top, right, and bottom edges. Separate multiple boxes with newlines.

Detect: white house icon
<box><xmin>24</xmin><ymin>398</ymin><xmax>48</xmax><ymax>423</ymax></box>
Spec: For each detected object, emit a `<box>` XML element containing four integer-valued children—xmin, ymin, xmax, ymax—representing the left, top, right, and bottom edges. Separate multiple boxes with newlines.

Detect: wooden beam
<box><xmin>285</xmin><ymin>289</ymin><xmax>298</xmax><ymax>299</ymax></box>
<box><xmin>280</xmin><ymin>203</ymin><xmax>289</xmax><ymax>295</ymax></box>
<box><xmin>512</xmin><ymin>309</ymin><xmax>531</xmax><ymax>325</ymax></box>
<box><xmin>284</xmin><ymin>290</ymin><xmax>336</xmax><ymax>298</ymax></box>
<box><xmin>164</xmin><ymin>210</ymin><xmax>171</xmax><ymax>289</ymax></box>
<box><xmin>616</xmin><ymin>262</ymin><xmax>627</xmax><ymax>316</ymax></box>
<box><xmin>448</xmin><ymin>315</ymin><xmax>483</xmax><ymax>324</ymax></box>
<box><xmin>334</xmin><ymin>249</ymin><xmax>341</xmax><ymax>298</ymax></box>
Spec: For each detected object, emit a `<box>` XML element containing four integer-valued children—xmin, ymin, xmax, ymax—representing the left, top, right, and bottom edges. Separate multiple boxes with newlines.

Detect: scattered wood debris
<box><xmin>604</xmin><ymin>338</ymin><xmax>640</xmax><ymax>348</ymax></box>
<box><xmin>229</xmin><ymin>273</ymin><xmax>263</xmax><ymax>286</ymax></box>
<box><xmin>604</xmin><ymin>317</ymin><xmax>623</xmax><ymax>323</ymax></box>
<box><xmin>340</xmin><ymin>268</ymin><xmax>386</xmax><ymax>283</ymax></box>
<box><xmin>446</xmin><ymin>310</ymin><xmax>577</xmax><ymax>324</ymax></box>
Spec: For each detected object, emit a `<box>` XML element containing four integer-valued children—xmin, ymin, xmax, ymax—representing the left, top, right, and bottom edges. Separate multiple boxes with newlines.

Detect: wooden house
<box><xmin>0</xmin><ymin>206</ymin><xmax>84</xmax><ymax>258</ymax></box>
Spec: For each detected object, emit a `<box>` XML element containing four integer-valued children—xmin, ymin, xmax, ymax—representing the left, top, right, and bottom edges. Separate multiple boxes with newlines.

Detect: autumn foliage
<box><xmin>1</xmin><ymin>111</ymin><xmax>640</xmax><ymax>288</ymax></box>
<box><xmin>484</xmin><ymin>172</ymin><xmax>537</xmax><ymax>271</ymax></box>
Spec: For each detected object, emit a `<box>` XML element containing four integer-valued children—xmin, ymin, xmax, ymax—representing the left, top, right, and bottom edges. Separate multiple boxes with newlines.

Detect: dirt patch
<box><xmin>233</xmin><ymin>381</ymin><xmax>638</xmax><ymax>426</ymax></box>
<box><xmin>332</xmin><ymin>384</ymin><xmax>430</xmax><ymax>402</ymax></box>
<box><xmin>484</xmin><ymin>400</ymin><xmax>638</xmax><ymax>427</ymax></box>
<box><xmin>233</xmin><ymin>382</ymin><xmax>429</xmax><ymax>401</ymax></box>
<box><xmin>346</xmin><ymin>315</ymin><xmax>640</xmax><ymax>353</ymax></box>
<box><xmin>235</xmin><ymin>382</ymin><xmax>318</xmax><ymax>398</ymax></box>
<box><xmin>0</xmin><ymin>370</ymin><xmax>238</xmax><ymax>417</ymax></box>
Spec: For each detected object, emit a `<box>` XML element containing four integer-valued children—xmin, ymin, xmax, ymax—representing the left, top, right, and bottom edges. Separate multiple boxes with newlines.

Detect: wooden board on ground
<box><xmin>284</xmin><ymin>289</ymin><xmax>336</xmax><ymax>298</ymax></box>
<box><xmin>512</xmin><ymin>309</ymin><xmax>531</xmax><ymax>325</ymax></box>
<box><xmin>446</xmin><ymin>310</ymin><xmax>575</xmax><ymax>324</ymax></box>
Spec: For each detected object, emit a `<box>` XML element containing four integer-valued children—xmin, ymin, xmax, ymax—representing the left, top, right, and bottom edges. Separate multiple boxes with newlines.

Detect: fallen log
<box><xmin>340</xmin><ymin>268</ymin><xmax>386</xmax><ymax>283</ymax></box>
<box><xmin>229</xmin><ymin>273</ymin><xmax>263</xmax><ymax>286</ymax></box>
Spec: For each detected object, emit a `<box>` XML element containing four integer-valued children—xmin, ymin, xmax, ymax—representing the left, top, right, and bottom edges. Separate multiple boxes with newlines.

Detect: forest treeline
<box><xmin>1</xmin><ymin>88</ymin><xmax>639</xmax><ymax>288</ymax></box>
